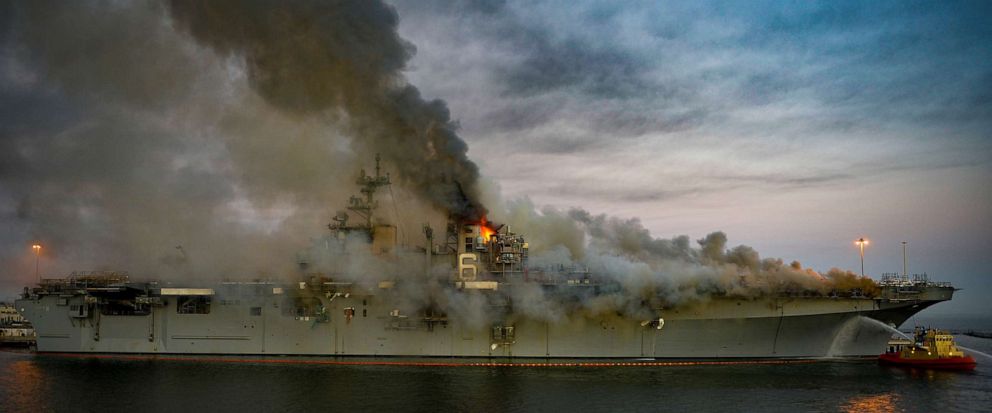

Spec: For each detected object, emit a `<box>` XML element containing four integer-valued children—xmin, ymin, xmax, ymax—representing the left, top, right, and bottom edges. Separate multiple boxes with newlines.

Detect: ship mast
<box><xmin>329</xmin><ymin>154</ymin><xmax>391</xmax><ymax>235</ymax></box>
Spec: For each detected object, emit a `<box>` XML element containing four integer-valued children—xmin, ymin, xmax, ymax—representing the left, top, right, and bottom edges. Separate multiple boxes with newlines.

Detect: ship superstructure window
<box><xmin>250</xmin><ymin>307</ymin><xmax>262</xmax><ymax>316</ymax></box>
<box><xmin>177</xmin><ymin>296</ymin><xmax>211</xmax><ymax>314</ymax></box>
<box><xmin>465</xmin><ymin>237</ymin><xmax>473</xmax><ymax>251</ymax></box>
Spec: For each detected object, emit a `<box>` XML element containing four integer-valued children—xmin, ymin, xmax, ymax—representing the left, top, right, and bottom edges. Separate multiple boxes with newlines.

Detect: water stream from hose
<box><xmin>958</xmin><ymin>346</ymin><xmax>992</xmax><ymax>361</ymax></box>
<box><xmin>860</xmin><ymin>316</ymin><xmax>992</xmax><ymax>360</ymax></box>
<box><xmin>859</xmin><ymin>316</ymin><xmax>913</xmax><ymax>340</ymax></box>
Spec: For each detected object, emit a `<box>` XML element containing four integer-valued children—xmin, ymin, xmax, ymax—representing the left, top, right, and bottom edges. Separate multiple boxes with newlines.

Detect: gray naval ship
<box><xmin>16</xmin><ymin>159</ymin><xmax>955</xmax><ymax>359</ymax></box>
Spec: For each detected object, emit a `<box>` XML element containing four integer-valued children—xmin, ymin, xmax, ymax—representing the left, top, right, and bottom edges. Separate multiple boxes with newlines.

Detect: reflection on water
<box><xmin>902</xmin><ymin>366</ymin><xmax>963</xmax><ymax>382</ymax></box>
<box><xmin>3</xmin><ymin>356</ymin><xmax>48</xmax><ymax>412</ymax></box>
<box><xmin>0</xmin><ymin>349</ymin><xmax>988</xmax><ymax>412</ymax></box>
<box><xmin>841</xmin><ymin>393</ymin><xmax>900</xmax><ymax>413</ymax></box>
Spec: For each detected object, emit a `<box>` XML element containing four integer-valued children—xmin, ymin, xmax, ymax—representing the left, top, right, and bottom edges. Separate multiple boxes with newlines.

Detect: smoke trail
<box><xmin>166</xmin><ymin>0</ymin><xmax>485</xmax><ymax>220</ymax></box>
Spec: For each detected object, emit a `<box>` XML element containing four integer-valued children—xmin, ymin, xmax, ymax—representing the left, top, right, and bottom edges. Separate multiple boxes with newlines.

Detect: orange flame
<box><xmin>479</xmin><ymin>216</ymin><xmax>496</xmax><ymax>240</ymax></box>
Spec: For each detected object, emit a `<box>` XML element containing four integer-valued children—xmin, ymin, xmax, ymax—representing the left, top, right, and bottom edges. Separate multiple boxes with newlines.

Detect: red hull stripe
<box><xmin>35</xmin><ymin>353</ymin><xmax>823</xmax><ymax>368</ymax></box>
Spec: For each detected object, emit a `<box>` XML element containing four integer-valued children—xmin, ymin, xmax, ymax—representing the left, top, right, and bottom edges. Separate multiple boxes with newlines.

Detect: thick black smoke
<box><xmin>167</xmin><ymin>0</ymin><xmax>485</xmax><ymax>220</ymax></box>
<box><xmin>0</xmin><ymin>1</ymin><xmax>486</xmax><ymax>293</ymax></box>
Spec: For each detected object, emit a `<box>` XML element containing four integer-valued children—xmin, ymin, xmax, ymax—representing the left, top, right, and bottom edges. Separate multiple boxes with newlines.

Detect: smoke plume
<box><xmin>0</xmin><ymin>0</ymin><xmax>481</xmax><ymax>292</ymax></box>
<box><xmin>0</xmin><ymin>0</ymin><xmax>876</xmax><ymax>321</ymax></box>
<box><xmin>480</xmin><ymin>199</ymin><xmax>878</xmax><ymax>322</ymax></box>
<box><xmin>166</xmin><ymin>0</ymin><xmax>485</xmax><ymax>220</ymax></box>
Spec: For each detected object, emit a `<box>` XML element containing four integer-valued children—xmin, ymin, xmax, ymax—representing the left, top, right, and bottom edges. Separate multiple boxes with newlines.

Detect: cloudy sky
<box><xmin>1</xmin><ymin>1</ymin><xmax>989</xmax><ymax>314</ymax></box>
<box><xmin>389</xmin><ymin>0</ymin><xmax>991</xmax><ymax>314</ymax></box>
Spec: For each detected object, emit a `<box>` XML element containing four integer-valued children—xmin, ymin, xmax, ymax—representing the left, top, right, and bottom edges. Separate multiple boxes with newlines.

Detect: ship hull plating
<box><xmin>15</xmin><ymin>292</ymin><xmax>946</xmax><ymax>359</ymax></box>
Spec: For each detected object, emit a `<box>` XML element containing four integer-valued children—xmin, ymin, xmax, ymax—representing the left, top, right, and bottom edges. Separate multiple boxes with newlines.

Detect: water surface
<box><xmin>1</xmin><ymin>327</ymin><xmax>989</xmax><ymax>412</ymax></box>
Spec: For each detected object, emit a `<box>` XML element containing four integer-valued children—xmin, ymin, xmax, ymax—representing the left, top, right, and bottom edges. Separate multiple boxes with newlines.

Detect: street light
<box><xmin>32</xmin><ymin>244</ymin><xmax>42</xmax><ymax>283</ymax></box>
<box><xmin>854</xmin><ymin>238</ymin><xmax>868</xmax><ymax>277</ymax></box>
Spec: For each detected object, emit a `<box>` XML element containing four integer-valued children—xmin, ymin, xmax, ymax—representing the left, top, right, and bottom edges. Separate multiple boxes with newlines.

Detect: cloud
<box><xmin>394</xmin><ymin>0</ymin><xmax>991</xmax><ymax>159</ymax></box>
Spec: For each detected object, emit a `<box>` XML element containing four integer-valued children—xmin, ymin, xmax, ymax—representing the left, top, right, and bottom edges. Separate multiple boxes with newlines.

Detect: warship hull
<box><xmin>15</xmin><ymin>285</ymin><xmax>952</xmax><ymax>359</ymax></box>
<box><xmin>13</xmin><ymin>160</ymin><xmax>957</xmax><ymax>359</ymax></box>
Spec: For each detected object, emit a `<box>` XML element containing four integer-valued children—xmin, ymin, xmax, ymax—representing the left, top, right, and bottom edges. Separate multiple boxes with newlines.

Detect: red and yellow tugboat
<box><xmin>879</xmin><ymin>327</ymin><xmax>976</xmax><ymax>370</ymax></box>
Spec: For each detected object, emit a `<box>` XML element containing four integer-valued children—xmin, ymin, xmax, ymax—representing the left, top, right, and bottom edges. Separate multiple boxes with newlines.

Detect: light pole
<box><xmin>901</xmin><ymin>241</ymin><xmax>907</xmax><ymax>278</ymax></box>
<box><xmin>32</xmin><ymin>244</ymin><xmax>42</xmax><ymax>283</ymax></box>
<box><xmin>855</xmin><ymin>238</ymin><xmax>868</xmax><ymax>277</ymax></box>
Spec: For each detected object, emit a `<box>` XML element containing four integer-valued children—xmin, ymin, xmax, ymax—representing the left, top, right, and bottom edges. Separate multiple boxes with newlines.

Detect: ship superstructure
<box><xmin>15</xmin><ymin>158</ymin><xmax>956</xmax><ymax>359</ymax></box>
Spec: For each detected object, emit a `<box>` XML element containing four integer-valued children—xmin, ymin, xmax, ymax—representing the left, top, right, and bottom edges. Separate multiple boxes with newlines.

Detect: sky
<box><xmin>388</xmin><ymin>0</ymin><xmax>992</xmax><ymax>314</ymax></box>
<box><xmin>1</xmin><ymin>1</ymin><xmax>990</xmax><ymax>315</ymax></box>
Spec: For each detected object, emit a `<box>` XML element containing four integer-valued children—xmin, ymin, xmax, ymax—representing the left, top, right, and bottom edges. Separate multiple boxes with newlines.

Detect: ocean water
<box><xmin>1</xmin><ymin>320</ymin><xmax>990</xmax><ymax>412</ymax></box>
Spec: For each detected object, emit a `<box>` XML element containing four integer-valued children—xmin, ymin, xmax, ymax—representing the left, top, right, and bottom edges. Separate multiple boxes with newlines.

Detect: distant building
<box><xmin>0</xmin><ymin>302</ymin><xmax>35</xmax><ymax>346</ymax></box>
<box><xmin>1</xmin><ymin>303</ymin><xmax>28</xmax><ymax>325</ymax></box>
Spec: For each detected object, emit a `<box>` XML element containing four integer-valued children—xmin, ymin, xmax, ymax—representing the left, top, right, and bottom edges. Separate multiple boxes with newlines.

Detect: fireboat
<box><xmin>879</xmin><ymin>327</ymin><xmax>976</xmax><ymax>370</ymax></box>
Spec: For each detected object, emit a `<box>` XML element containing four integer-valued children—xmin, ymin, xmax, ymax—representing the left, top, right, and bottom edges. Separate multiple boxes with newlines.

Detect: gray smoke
<box><xmin>0</xmin><ymin>1</ymin><xmax>874</xmax><ymax>320</ymax></box>
<box><xmin>166</xmin><ymin>0</ymin><xmax>485</xmax><ymax>220</ymax></box>
<box><xmin>488</xmin><ymin>199</ymin><xmax>877</xmax><ymax>318</ymax></box>
<box><xmin>0</xmin><ymin>0</ymin><xmax>480</xmax><ymax>292</ymax></box>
